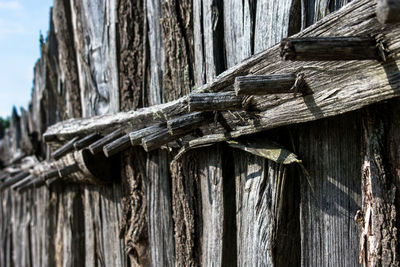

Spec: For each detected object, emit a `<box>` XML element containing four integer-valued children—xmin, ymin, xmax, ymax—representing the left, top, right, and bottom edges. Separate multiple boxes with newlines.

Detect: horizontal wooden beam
<box><xmin>167</xmin><ymin>112</ymin><xmax>213</xmax><ymax>135</ymax></box>
<box><xmin>280</xmin><ymin>37</ymin><xmax>378</xmax><ymax>61</ymax></box>
<box><xmin>376</xmin><ymin>0</ymin><xmax>400</xmax><ymax>24</ymax></box>
<box><xmin>52</xmin><ymin>136</ymin><xmax>79</xmax><ymax>160</ymax></box>
<box><xmin>74</xmin><ymin>133</ymin><xmax>101</xmax><ymax>150</ymax></box>
<box><xmin>234</xmin><ymin>74</ymin><xmax>299</xmax><ymax>95</ymax></box>
<box><xmin>188</xmin><ymin>92</ymin><xmax>244</xmax><ymax>112</ymax></box>
<box><xmin>89</xmin><ymin>129</ymin><xmax>124</xmax><ymax>155</ymax></box>
<box><xmin>44</xmin><ymin>0</ymin><xmax>400</xmax><ymax>151</ymax></box>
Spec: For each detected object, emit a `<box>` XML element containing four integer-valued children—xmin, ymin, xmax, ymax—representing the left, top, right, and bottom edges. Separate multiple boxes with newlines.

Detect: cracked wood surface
<box><xmin>45</xmin><ymin>0</ymin><xmax>400</xmax><ymax>150</ymax></box>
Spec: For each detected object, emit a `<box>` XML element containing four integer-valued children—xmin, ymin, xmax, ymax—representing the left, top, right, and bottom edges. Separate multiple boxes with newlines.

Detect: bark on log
<box><xmin>376</xmin><ymin>0</ymin><xmax>400</xmax><ymax>24</ymax></box>
<box><xmin>118</xmin><ymin>0</ymin><xmax>145</xmax><ymax>111</ymax></box>
<box><xmin>280</xmin><ymin>37</ymin><xmax>379</xmax><ymax>61</ymax></box>
<box><xmin>358</xmin><ymin>104</ymin><xmax>399</xmax><ymax>266</ymax></box>
<box><xmin>234</xmin><ymin>74</ymin><xmax>297</xmax><ymax>95</ymax></box>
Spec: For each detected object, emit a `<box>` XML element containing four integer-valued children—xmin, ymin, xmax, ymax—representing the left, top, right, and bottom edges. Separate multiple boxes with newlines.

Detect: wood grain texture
<box><xmin>223</xmin><ymin>0</ymin><xmax>253</xmax><ymax>68</ymax></box>
<box><xmin>233</xmin><ymin>149</ymin><xmax>301</xmax><ymax>266</ymax></box>
<box><xmin>146</xmin><ymin>150</ymin><xmax>175</xmax><ymax>266</ymax></box>
<box><xmin>146</xmin><ymin>0</ymin><xmax>164</xmax><ymax>105</ymax></box>
<box><xmin>298</xmin><ymin>113</ymin><xmax>362</xmax><ymax>266</ymax></box>
<box><xmin>52</xmin><ymin>0</ymin><xmax>82</xmax><ymax>118</ymax></box>
<box><xmin>44</xmin><ymin>0</ymin><xmax>400</xmax><ymax>148</ymax></box>
<box><xmin>254</xmin><ymin>0</ymin><xmax>297</xmax><ymax>53</ymax></box>
<box><xmin>70</xmin><ymin>0</ymin><xmax>120</xmax><ymax>116</ymax></box>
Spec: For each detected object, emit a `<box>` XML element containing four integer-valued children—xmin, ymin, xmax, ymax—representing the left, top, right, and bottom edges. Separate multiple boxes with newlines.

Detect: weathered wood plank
<box><xmin>146</xmin><ymin>0</ymin><xmax>164</xmax><ymax>105</ymax></box>
<box><xmin>200</xmin><ymin>0</ymin><xmax>226</xmax><ymax>83</ymax></box>
<box><xmin>233</xmin><ymin>149</ymin><xmax>300</xmax><ymax>266</ymax></box>
<box><xmin>223</xmin><ymin>0</ymin><xmax>253</xmax><ymax>67</ymax></box>
<box><xmin>44</xmin><ymin>0</ymin><xmax>400</xmax><ymax>147</ymax></box>
<box><xmin>198</xmin><ymin>146</ymin><xmax>224</xmax><ymax>266</ymax></box>
<box><xmin>70</xmin><ymin>0</ymin><xmax>119</xmax><ymax>116</ymax></box>
<box><xmin>52</xmin><ymin>0</ymin><xmax>82</xmax><ymax>118</ymax></box>
<box><xmin>254</xmin><ymin>0</ymin><xmax>298</xmax><ymax>53</ymax></box>
<box><xmin>146</xmin><ymin>150</ymin><xmax>175</xmax><ymax>266</ymax></box>
<box><xmin>298</xmin><ymin>113</ymin><xmax>362</xmax><ymax>266</ymax></box>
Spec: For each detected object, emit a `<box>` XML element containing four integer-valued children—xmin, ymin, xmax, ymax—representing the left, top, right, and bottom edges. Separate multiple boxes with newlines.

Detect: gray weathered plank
<box><xmin>70</xmin><ymin>0</ymin><xmax>119</xmax><ymax>116</ymax></box>
<box><xmin>146</xmin><ymin>150</ymin><xmax>175</xmax><ymax>266</ymax></box>
<box><xmin>299</xmin><ymin>113</ymin><xmax>361</xmax><ymax>266</ymax></box>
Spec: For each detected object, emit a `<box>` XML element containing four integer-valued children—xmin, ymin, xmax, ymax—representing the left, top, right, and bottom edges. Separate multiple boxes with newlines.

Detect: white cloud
<box><xmin>0</xmin><ymin>1</ymin><xmax>23</xmax><ymax>11</ymax></box>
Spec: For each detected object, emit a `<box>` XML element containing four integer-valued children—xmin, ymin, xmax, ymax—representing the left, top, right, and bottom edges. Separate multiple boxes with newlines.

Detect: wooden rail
<box><xmin>43</xmin><ymin>0</ymin><xmax>400</xmax><ymax>155</ymax></box>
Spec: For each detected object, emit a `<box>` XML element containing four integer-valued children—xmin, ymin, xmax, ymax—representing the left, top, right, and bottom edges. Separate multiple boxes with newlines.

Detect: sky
<box><xmin>0</xmin><ymin>0</ymin><xmax>52</xmax><ymax>118</ymax></box>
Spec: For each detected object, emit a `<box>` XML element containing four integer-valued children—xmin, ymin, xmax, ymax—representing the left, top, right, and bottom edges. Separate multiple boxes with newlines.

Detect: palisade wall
<box><xmin>0</xmin><ymin>0</ymin><xmax>399</xmax><ymax>266</ymax></box>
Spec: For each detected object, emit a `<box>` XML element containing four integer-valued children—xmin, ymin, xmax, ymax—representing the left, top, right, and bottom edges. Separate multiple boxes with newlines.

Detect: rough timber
<box><xmin>44</xmin><ymin>0</ymin><xmax>400</xmax><ymax>152</ymax></box>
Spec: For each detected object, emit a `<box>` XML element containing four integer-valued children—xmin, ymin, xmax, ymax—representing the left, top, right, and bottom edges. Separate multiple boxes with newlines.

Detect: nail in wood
<box><xmin>280</xmin><ymin>37</ymin><xmax>378</xmax><ymax>61</ymax></box>
<box><xmin>74</xmin><ymin>133</ymin><xmax>101</xmax><ymax>150</ymax></box>
<box><xmin>234</xmin><ymin>74</ymin><xmax>298</xmax><ymax>95</ymax></box>
<box><xmin>188</xmin><ymin>92</ymin><xmax>244</xmax><ymax>112</ymax></box>
<box><xmin>376</xmin><ymin>0</ymin><xmax>400</xmax><ymax>24</ymax></box>
<box><xmin>89</xmin><ymin>129</ymin><xmax>125</xmax><ymax>155</ymax></box>
<box><xmin>52</xmin><ymin>136</ymin><xmax>79</xmax><ymax>160</ymax></box>
<box><xmin>167</xmin><ymin>112</ymin><xmax>213</xmax><ymax>136</ymax></box>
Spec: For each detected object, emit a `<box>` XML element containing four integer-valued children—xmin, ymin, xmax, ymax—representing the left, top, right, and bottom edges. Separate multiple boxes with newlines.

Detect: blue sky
<box><xmin>0</xmin><ymin>0</ymin><xmax>52</xmax><ymax>118</ymax></box>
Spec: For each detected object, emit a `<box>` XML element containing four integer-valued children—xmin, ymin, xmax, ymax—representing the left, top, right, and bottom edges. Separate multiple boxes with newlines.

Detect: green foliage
<box><xmin>0</xmin><ymin>116</ymin><xmax>10</xmax><ymax>129</ymax></box>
